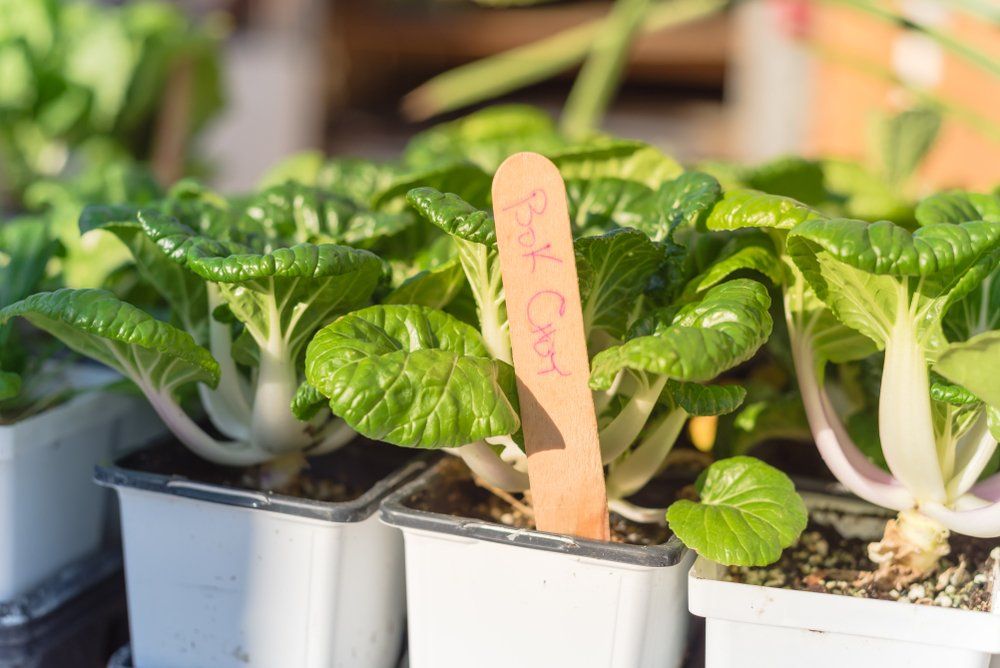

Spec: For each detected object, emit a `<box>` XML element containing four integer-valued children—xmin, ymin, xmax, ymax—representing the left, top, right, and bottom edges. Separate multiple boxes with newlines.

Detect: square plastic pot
<box><xmin>380</xmin><ymin>459</ymin><xmax>695</xmax><ymax>668</ymax></box>
<box><xmin>689</xmin><ymin>492</ymin><xmax>1000</xmax><ymax>668</ymax></box>
<box><xmin>95</xmin><ymin>451</ymin><xmax>427</xmax><ymax>668</ymax></box>
<box><xmin>0</xmin><ymin>377</ymin><xmax>161</xmax><ymax>601</ymax></box>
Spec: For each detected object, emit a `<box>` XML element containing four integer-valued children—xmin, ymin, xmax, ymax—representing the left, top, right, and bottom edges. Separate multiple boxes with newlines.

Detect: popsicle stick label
<box><xmin>492</xmin><ymin>152</ymin><xmax>610</xmax><ymax>541</ymax></box>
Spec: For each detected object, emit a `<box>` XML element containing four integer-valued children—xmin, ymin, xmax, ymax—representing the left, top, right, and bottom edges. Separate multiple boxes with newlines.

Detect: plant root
<box><xmin>868</xmin><ymin>510</ymin><xmax>950</xmax><ymax>590</ymax></box>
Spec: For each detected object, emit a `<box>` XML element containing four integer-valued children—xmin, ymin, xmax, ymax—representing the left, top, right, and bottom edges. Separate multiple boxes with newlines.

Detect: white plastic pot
<box><xmin>96</xmin><ymin>453</ymin><xmax>426</xmax><ymax>668</ymax></box>
<box><xmin>0</xmin><ymin>374</ymin><xmax>161</xmax><ymax>601</ymax></box>
<box><xmin>380</xmin><ymin>460</ymin><xmax>695</xmax><ymax>668</ymax></box>
<box><xmin>689</xmin><ymin>492</ymin><xmax>1000</xmax><ymax>668</ymax></box>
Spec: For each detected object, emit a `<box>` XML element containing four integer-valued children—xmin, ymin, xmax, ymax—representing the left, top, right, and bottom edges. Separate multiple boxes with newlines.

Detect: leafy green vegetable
<box><xmin>306</xmin><ymin>305</ymin><xmax>519</xmax><ymax>448</ymax></box>
<box><xmin>667</xmin><ymin>456</ymin><xmax>807</xmax><ymax>566</ymax></box>
<box><xmin>0</xmin><ymin>0</ymin><xmax>223</xmax><ymax>201</ymax></box>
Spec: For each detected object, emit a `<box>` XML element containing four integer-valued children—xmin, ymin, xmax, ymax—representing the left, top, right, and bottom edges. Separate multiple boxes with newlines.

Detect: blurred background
<box><xmin>2</xmin><ymin>0</ymin><xmax>998</xmax><ymax>201</ymax></box>
<box><xmin>198</xmin><ymin>0</ymin><xmax>999</xmax><ymax>192</ymax></box>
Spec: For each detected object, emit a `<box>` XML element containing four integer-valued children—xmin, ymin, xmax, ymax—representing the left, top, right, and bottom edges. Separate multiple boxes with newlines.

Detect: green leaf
<box><xmin>291</xmin><ymin>380</ymin><xmax>326</xmax><ymax>421</ymax></box>
<box><xmin>142</xmin><ymin>213</ymin><xmax>384</xmax><ymax>352</ymax></box>
<box><xmin>0</xmin><ymin>371</ymin><xmax>21</xmax><ymax>402</ymax></box>
<box><xmin>373</xmin><ymin>162</ymin><xmax>492</xmax><ymax>210</ymax></box>
<box><xmin>875</xmin><ymin>107</ymin><xmax>941</xmax><ymax>187</ymax></box>
<box><xmin>590</xmin><ymin>279</ymin><xmax>772</xmax><ymax>389</ymax></box>
<box><xmin>705</xmin><ymin>189</ymin><xmax>817</xmax><ymax>233</ymax></box>
<box><xmin>656</xmin><ymin>171</ymin><xmax>722</xmax><ymax>237</ymax></box>
<box><xmin>80</xmin><ymin>206</ymin><xmax>208</xmax><ymax>338</ymax></box>
<box><xmin>553</xmin><ymin>143</ymin><xmax>683</xmax><ymax>189</ymax></box>
<box><xmin>746</xmin><ymin>157</ymin><xmax>827</xmax><ymax>206</ymax></box>
<box><xmin>0</xmin><ymin>289</ymin><xmax>218</xmax><ymax>393</ymax></box>
<box><xmin>915</xmin><ymin>191</ymin><xmax>1000</xmax><ymax>226</ymax></box>
<box><xmin>257</xmin><ymin>151</ymin><xmax>325</xmax><ymax>188</ymax></box>
<box><xmin>0</xmin><ymin>218</ymin><xmax>58</xmax><ymax>308</ymax></box>
<box><xmin>383</xmin><ymin>260</ymin><xmax>467</xmax><ymax>310</ymax></box>
<box><xmin>929</xmin><ymin>373</ymin><xmax>981</xmax><ymax>406</ymax></box>
<box><xmin>575</xmin><ymin>228</ymin><xmax>664</xmax><ymax>338</ymax></box>
<box><xmin>305</xmin><ymin>305</ymin><xmax>520</xmax><ymax>448</ymax></box>
<box><xmin>934</xmin><ymin>331</ymin><xmax>1000</xmax><ymax>408</ymax></box>
<box><xmin>403</xmin><ymin>105</ymin><xmax>564</xmax><ymax>172</ymax></box>
<box><xmin>822</xmin><ymin>159</ymin><xmax>913</xmax><ymax>223</ymax></box>
<box><xmin>666</xmin><ymin>456</ymin><xmax>807</xmax><ymax>566</ymax></box>
<box><xmin>732</xmin><ymin>392</ymin><xmax>811</xmax><ymax>455</ymax></box>
<box><xmin>317</xmin><ymin>157</ymin><xmax>401</xmax><ymax>204</ymax></box>
<box><xmin>679</xmin><ymin>232</ymin><xmax>784</xmax><ymax>299</ymax></box>
<box><xmin>406</xmin><ymin>187</ymin><xmax>496</xmax><ymax>246</ymax></box>
<box><xmin>788</xmin><ymin>218</ymin><xmax>1000</xmax><ymax>277</ymax></box>
<box><xmin>564</xmin><ymin>178</ymin><xmax>657</xmax><ymax>235</ymax></box>
<box><xmin>667</xmin><ymin>381</ymin><xmax>746</xmax><ymax>416</ymax></box>
<box><xmin>788</xmin><ymin>218</ymin><xmax>1000</xmax><ymax>353</ymax></box>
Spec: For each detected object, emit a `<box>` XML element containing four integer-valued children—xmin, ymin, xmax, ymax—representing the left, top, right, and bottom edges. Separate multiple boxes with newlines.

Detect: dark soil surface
<box><xmin>727</xmin><ymin>521</ymin><xmax>997</xmax><ymax>612</ymax></box>
<box><xmin>120</xmin><ymin>436</ymin><xmax>416</xmax><ymax>503</ymax></box>
<box><xmin>406</xmin><ymin>456</ymin><xmax>702</xmax><ymax>546</ymax></box>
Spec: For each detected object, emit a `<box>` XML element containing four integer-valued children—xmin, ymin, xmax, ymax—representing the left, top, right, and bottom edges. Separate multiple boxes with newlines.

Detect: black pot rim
<box><xmin>380</xmin><ymin>458</ymin><xmax>689</xmax><ymax>568</ymax></box>
<box><xmin>94</xmin><ymin>447</ymin><xmax>430</xmax><ymax>524</ymax></box>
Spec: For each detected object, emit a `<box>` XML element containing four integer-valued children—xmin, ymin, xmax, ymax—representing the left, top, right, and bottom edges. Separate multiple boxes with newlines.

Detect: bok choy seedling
<box><xmin>0</xmin><ymin>180</ymin><xmax>404</xmax><ymax>474</ymax></box>
<box><xmin>707</xmin><ymin>186</ymin><xmax>1000</xmax><ymax>585</ymax></box>
<box><xmin>304</xmin><ymin>144</ymin><xmax>808</xmax><ymax>566</ymax></box>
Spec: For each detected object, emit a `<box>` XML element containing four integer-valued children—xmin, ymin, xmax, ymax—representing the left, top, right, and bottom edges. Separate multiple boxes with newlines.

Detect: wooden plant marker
<box><xmin>492</xmin><ymin>152</ymin><xmax>610</xmax><ymax>541</ymax></box>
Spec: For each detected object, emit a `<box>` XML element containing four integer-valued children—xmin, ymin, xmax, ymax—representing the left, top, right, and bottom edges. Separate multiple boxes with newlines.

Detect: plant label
<box><xmin>492</xmin><ymin>152</ymin><xmax>610</xmax><ymax>541</ymax></box>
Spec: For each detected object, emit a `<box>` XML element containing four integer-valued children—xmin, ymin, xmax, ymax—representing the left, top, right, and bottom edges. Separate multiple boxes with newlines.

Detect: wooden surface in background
<box><xmin>329</xmin><ymin>0</ymin><xmax>729</xmax><ymax>108</ymax></box>
<box><xmin>808</xmin><ymin>4</ymin><xmax>1000</xmax><ymax>190</ymax></box>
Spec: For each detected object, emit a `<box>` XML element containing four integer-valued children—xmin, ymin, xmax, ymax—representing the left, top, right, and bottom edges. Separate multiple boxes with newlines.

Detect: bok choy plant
<box><xmin>304</xmin><ymin>144</ymin><xmax>808</xmax><ymax>566</ymax></box>
<box><xmin>706</xmin><ymin>186</ymin><xmax>1000</xmax><ymax>585</ymax></box>
<box><xmin>0</xmin><ymin>216</ymin><xmax>62</xmax><ymax>419</ymax></box>
<box><xmin>0</xmin><ymin>180</ymin><xmax>400</xmax><ymax>473</ymax></box>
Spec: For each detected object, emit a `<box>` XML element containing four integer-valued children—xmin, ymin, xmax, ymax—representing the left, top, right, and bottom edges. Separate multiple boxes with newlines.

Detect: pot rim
<box><xmin>688</xmin><ymin>490</ymin><xmax>1000</xmax><ymax>654</ymax></box>
<box><xmin>380</xmin><ymin>457</ymin><xmax>688</xmax><ymax>568</ymax></box>
<box><xmin>94</xmin><ymin>445</ymin><xmax>429</xmax><ymax>524</ymax></box>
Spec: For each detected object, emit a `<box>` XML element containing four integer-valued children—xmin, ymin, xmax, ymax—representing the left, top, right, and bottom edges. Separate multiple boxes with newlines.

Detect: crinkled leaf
<box><xmin>0</xmin><ymin>289</ymin><xmax>218</xmax><ymax>392</ymax></box>
<box><xmin>788</xmin><ymin>219</ymin><xmax>1000</xmax><ymax>353</ymax></box>
<box><xmin>383</xmin><ymin>260</ymin><xmax>467</xmax><ymax>310</ymax></box>
<box><xmin>590</xmin><ymin>279</ymin><xmax>772</xmax><ymax>389</ymax></box>
<box><xmin>291</xmin><ymin>380</ymin><xmax>326</xmax><ymax>421</ymax></box>
<box><xmin>788</xmin><ymin>218</ymin><xmax>1000</xmax><ymax>278</ymax></box>
<box><xmin>317</xmin><ymin>157</ymin><xmax>401</xmax><ymax>204</ymax></box>
<box><xmin>933</xmin><ymin>331</ymin><xmax>1000</xmax><ymax>408</ymax></box>
<box><xmin>705</xmin><ymin>189</ymin><xmax>817</xmax><ymax>232</ymax></box>
<box><xmin>575</xmin><ymin>228</ymin><xmax>664</xmax><ymax>339</ymax></box>
<box><xmin>141</xmin><ymin>212</ymin><xmax>383</xmax><ymax>352</ymax></box>
<box><xmin>667</xmin><ymin>381</ymin><xmax>746</xmax><ymax>416</ymax></box>
<box><xmin>915</xmin><ymin>191</ymin><xmax>1000</xmax><ymax>226</ymax></box>
<box><xmin>305</xmin><ymin>305</ymin><xmax>520</xmax><ymax>448</ymax></box>
<box><xmin>929</xmin><ymin>373</ymin><xmax>981</xmax><ymax>407</ymax></box>
<box><xmin>666</xmin><ymin>456</ymin><xmax>807</xmax><ymax>566</ymax></box>
<box><xmin>656</xmin><ymin>171</ymin><xmax>722</xmax><ymax>238</ymax></box>
<box><xmin>407</xmin><ymin>187</ymin><xmax>496</xmax><ymax>246</ymax></box>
